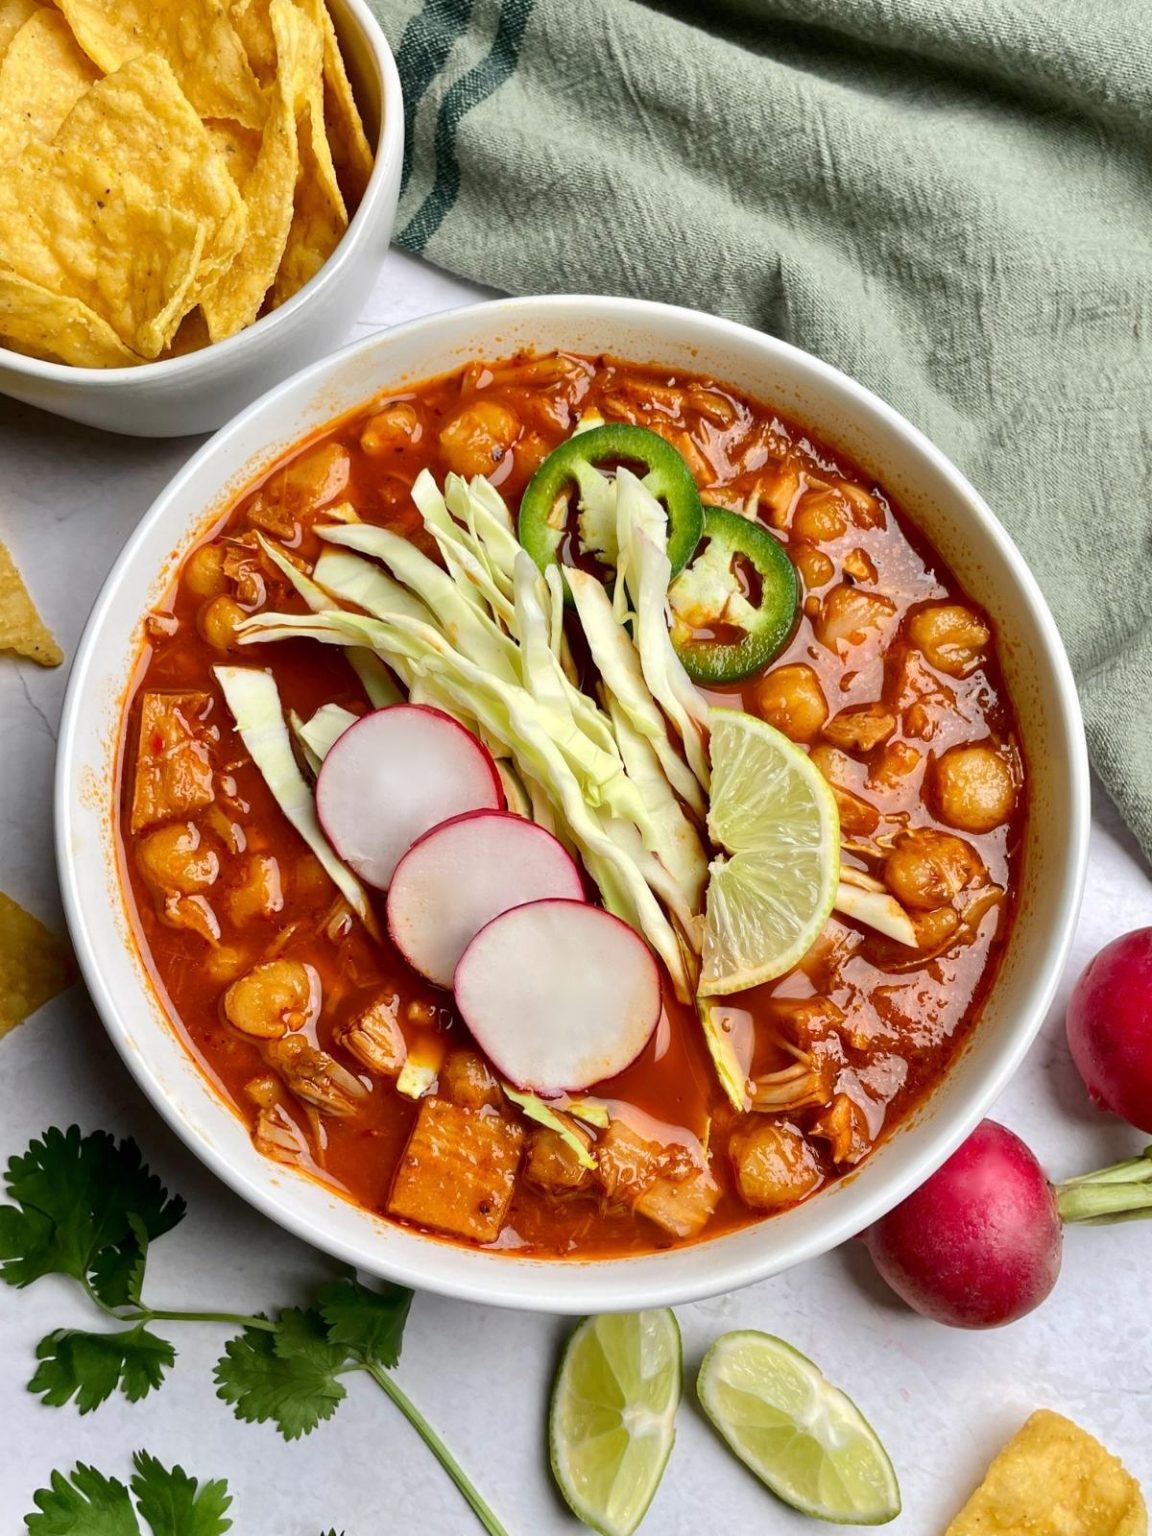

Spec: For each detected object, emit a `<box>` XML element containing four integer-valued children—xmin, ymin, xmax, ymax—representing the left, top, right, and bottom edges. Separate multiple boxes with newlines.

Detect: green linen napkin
<box><xmin>369</xmin><ymin>0</ymin><xmax>1152</xmax><ymax>861</ymax></box>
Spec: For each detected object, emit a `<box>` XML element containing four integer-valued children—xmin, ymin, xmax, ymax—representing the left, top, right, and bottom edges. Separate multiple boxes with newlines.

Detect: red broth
<box><xmin>118</xmin><ymin>352</ymin><xmax>1025</xmax><ymax>1257</ymax></box>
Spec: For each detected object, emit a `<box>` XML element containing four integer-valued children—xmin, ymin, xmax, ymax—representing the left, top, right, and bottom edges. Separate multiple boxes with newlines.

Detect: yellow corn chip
<box><xmin>202</xmin><ymin>0</ymin><xmax>309</xmax><ymax>340</ymax></box>
<box><xmin>946</xmin><ymin>1409</ymin><xmax>1146</xmax><ymax>1536</ymax></box>
<box><xmin>0</xmin><ymin>0</ymin><xmax>37</xmax><ymax>60</ymax></box>
<box><xmin>0</xmin><ymin>8</ymin><xmax>100</xmax><ymax>161</ymax></box>
<box><xmin>160</xmin><ymin>306</ymin><xmax>211</xmax><ymax>359</ymax></box>
<box><xmin>0</xmin><ymin>270</ymin><xmax>141</xmax><ymax>368</ymax></box>
<box><xmin>0</xmin><ymin>540</ymin><xmax>62</xmax><ymax>665</ymax></box>
<box><xmin>56</xmin><ymin>0</ymin><xmax>264</xmax><ymax>129</ymax></box>
<box><xmin>0</xmin><ymin>56</ymin><xmax>246</xmax><ymax>357</ymax></box>
<box><xmin>304</xmin><ymin>0</ymin><xmax>373</xmax><ymax>206</ymax></box>
<box><xmin>0</xmin><ymin>891</ymin><xmax>75</xmax><ymax>1039</ymax></box>
<box><xmin>207</xmin><ymin>119</ymin><xmax>263</xmax><ymax>187</ymax></box>
<box><xmin>230</xmin><ymin>0</ymin><xmax>276</xmax><ymax>84</ymax></box>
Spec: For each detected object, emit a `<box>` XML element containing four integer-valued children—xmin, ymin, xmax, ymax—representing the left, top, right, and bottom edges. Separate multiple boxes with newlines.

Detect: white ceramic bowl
<box><xmin>0</xmin><ymin>0</ymin><xmax>401</xmax><ymax>438</ymax></box>
<box><xmin>57</xmin><ymin>296</ymin><xmax>1090</xmax><ymax>1312</ymax></box>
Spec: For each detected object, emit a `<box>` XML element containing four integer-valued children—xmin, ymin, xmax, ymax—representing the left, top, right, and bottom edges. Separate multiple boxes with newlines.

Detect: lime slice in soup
<box><xmin>700</xmin><ymin>709</ymin><xmax>840</xmax><ymax>995</ymax></box>
<box><xmin>697</xmin><ymin>1331</ymin><xmax>901</xmax><ymax>1524</ymax></box>
<box><xmin>550</xmin><ymin>1309</ymin><xmax>682</xmax><ymax>1536</ymax></box>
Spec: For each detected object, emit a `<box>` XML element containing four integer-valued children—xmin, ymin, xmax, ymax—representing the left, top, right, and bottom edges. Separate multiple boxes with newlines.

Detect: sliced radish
<box><xmin>454</xmin><ymin>899</ymin><xmax>661</xmax><ymax>1094</ymax></box>
<box><xmin>387</xmin><ymin>811</ymin><xmax>585</xmax><ymax>988</ymax></box>
<box><xmin>315</xmin><ymin>705</ymin><xmax>502</xmax><ymax>890</ymax></box>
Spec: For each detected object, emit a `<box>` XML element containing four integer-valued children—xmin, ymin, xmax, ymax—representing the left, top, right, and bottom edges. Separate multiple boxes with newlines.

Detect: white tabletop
<box><xmin>2</xmin><ymin>252</ymin><xmax>1150</xmax><ymax>1534</ymax></box>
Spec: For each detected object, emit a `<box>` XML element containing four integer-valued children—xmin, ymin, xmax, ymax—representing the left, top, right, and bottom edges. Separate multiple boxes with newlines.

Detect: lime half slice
<box><xmin>550</xmin><ymin>1310</ymin><xmax>682</xmax><ymax>1536</ymax></box>
<box><xmin>700</xmin><ymin>708</ymin><xmax>839</xmax><ymax>995</ymax></box>
<box><xmin>697</xmin><ymin>1331</ymin><xmax>900</xmax><ymax>1525</ymax></box>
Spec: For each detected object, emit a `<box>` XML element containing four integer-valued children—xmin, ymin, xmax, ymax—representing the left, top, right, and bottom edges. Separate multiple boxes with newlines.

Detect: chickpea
<box><xmin>360</xmin><ymin>402</ymin><xmax>423</xmax><ymax>457</ymax></box>
<box><xmin>225</xmin><ymin>854</ymin><xmax>284</xmax><ymax>925</ymax></box>
<box><xmin>137</xmin><ymin>822</ymin><xmax>219</xmax><ymax>894</ymax></box>
<box><xmin>792</xmin><ymin>490</ymin><xmax>848</xmax><ymax>543</ymax></box>
<box><xmin>439</xmin><ymin>401</ymin><xmax>520</xmax><ymax>478</ymax></box>
<box><xmin>934</xmin><ymin>745</ymin><xmax>1017</xmax><ymax>833</ymax></box>
<box><xmin>753</xmin><ymin>664</ymin><xmax>828</xmax><ymax>743</ymax></box>
<box><xmin>197</xmin><ymin>594</ymin><xmax>247</xmax><ymax>652</ymax></box>
<box><xmin>223</xmin><ymin>959</ymin><xmax>320</xmax><ymax>1039</ymax></box>
<box><xmin>883</xmin><ymin>828</ymin><xmax>984</xmax><ymax>910</ymax></box>
<box><xmin>730</xmin><ymin>1121</ymin><xmax>822</xmax><ymax>1211</ymax></box>
<box><xmin>815</xmin><ymin>584</ymin><xmax>896</xmax><ymax>652</ymax></box>
<box><xmin>184</xmin><ymin>544</ymin><xmax>228</xmax><ymax>599</ymax></box>
<box><xmin>792</xmin><ymin>543</ymin><xmax>835</xmax><ymax>591</ymax></box>
<box><xmin>908</xmin><ymin>604</ymin><xmax>990</xmax><ymax>678</ymax></box>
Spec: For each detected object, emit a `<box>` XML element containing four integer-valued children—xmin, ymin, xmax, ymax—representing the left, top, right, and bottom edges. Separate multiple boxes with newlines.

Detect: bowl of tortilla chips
<box><xmin>0</xmin><ymin>0</ymin><xmax>402</xmax><ymax>436</ymax></box>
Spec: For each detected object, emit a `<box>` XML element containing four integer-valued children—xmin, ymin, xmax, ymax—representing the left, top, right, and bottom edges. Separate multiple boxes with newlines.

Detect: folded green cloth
<box><xmin>370</xmin><ymin>0</ymin><xmax>1152</xmax><ymax>860</ymax></box>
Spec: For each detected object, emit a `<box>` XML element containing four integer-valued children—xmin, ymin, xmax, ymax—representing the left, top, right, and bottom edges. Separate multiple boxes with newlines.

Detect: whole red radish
<box><xmin>1066</xmin><ymin>928</ymin><xmax>1152</xmax><ymax>1133</ymax></box>
<box><xmin>863</xmin><ymin>1120</ymin><xmax>1062</xmax><ymax>1328</ymax></box>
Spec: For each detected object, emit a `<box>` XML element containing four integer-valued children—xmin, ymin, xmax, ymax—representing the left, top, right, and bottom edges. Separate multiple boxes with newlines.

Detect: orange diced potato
<box><xmin>130</xmin><ymin>692</ymin><xmax>215</xmax><ymax>832</ymax></box>
<box><xmin>389</xmin><ymin>1099</ymin><xmax>524</xmax><ymax>1244</ymax></box>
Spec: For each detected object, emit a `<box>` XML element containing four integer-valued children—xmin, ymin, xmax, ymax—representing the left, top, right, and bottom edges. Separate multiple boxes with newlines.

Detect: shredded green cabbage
<box><xmin>503</xmin><ymin>1087</ymin><xmax>596</xmax><ymax>1169</ymax></box>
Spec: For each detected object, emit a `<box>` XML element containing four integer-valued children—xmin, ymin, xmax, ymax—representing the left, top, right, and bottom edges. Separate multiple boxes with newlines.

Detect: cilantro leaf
<box><xmin>317</xmin><ymin>1275</ymin><xmax>412</xmax><ymax>1369</ymax></box>
<box><xmin>130</xmin><ymin>1451</ymin><xmax>232</xmax><ymax>1536</ymax></box>
<box><xmin>214</xmin><ymin>1309</ymin><xmax>347</xmax><ymax>1440</ymax></box>
<box><xmin>30</xmin><ymin>1325</ymin><xmax>175</xmax><ymax>1412</ymax></box>
<box><xmin>25</xmin><ymin>1463</ymin><xmax>140</xmax><ymax>1535</ymax></box>
<box><xmin>0</xmin><ymin>1126</ymin><xmax>185</xmax><ymax>1303</ymax></box>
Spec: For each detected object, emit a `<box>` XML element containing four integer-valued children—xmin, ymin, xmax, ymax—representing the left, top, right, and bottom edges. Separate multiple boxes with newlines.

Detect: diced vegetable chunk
<box><xmin>130</xmin><ymin>691</ymin><xmax>215</xmax><ymax>832</ymax></box>
<box><xmin>388</xmin><ymin>1098</ymin><xmax>524</xmax><ymax>1243</ymax></box>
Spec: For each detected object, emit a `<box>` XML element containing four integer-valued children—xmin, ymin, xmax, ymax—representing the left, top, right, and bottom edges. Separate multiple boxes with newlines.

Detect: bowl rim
<box><xmin>0</xmin><ymin>0</ymin><xmax>402</xmax><ymax>387</ymax></box>
<box><xmin>55</xmin><ymin>294</ymin><xmax>1091</xmax><ymax>1311</ymax></box>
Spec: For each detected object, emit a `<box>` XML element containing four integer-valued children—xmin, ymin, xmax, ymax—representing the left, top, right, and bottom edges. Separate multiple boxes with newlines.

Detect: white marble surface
<box><xmin>1</xmin><ymin>251</ymin><xmax>1150</xmax><ymax>1533</ymax></box>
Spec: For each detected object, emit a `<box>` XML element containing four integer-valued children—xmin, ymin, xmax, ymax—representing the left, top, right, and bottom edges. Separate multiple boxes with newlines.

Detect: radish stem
<box><xmin>1055</xmin><ymin>1147</ymin><xmax>1152</xmax><ymax>1223</ymax></box>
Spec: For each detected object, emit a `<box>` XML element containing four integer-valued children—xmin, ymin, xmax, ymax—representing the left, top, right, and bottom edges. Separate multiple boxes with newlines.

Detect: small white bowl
<box><xmin>57</xmin><ymin>296</ymin><xmax>1090</xmax><ymax>1312</ymax></box>
<box><xmin>0</xmin><ymin>0</ymin><xmax>402</xmax><ymax>438</ymax></box>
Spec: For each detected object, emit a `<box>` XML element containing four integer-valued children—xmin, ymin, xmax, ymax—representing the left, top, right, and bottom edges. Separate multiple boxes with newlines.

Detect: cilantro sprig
<box><xmin>26</xmin><ymin>1452</ymin><xmax>232</xmax><ymax>1536</ymax></box>
<box><xmin>3</xmin><ymin>1126</ymin><xmax>508</xmax><ymax>1536</ymax></box>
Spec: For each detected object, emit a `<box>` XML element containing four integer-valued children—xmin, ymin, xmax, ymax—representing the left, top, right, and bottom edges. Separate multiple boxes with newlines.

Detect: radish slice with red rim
<box><xmin>315</xmin><ymin>705</ymin><xmax>502</xmax><ymax>890</ymax></box>
<box><xmin>387</xmin><ymin>810</ymin><xmax>585</xmax><ymax>988</ymax></box>
<box><xmin>453</xmin><ymin>899</ymin><xmax>662</xmax><ymax>1094</ymax></box>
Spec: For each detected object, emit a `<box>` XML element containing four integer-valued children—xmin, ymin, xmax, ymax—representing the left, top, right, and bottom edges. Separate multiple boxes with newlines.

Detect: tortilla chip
<box><xmin>159</xmin><ymin>306</ymin><xmax>211</xmax><ymax>359</ymax></box>
<box><xmin>207</xmin><ymin>118</ymin><xmax>263</xmax><ymax>187</ymax></box>
<box><xmin>55</xmin><ymin>0</ymin><xmax>264</xmax><ymax>129</ymax></box>
<box><xmin>230</xmin><ymin>0</ymin><xmax>276</xmax><ymax>84</ymax></box>
<box><xmin>0</xmin><ymin>541</ymin><xmax>63</xmax><ymax>665</ymax></box>
<box><xmin>0</xmin><ymin>891</ymin><xmax>75</xmax><ymax>1039</ymax></box>
<box><xmin>0</xmin><ymin>270</ymin><xmax>141</xmax><ymax>367</ymax></box>
<box><xmin>0</xmin><ymin>56</ymin><xmax>246</xmax><ymax>357</ymax></box>
<box><xmin>946</xmin><ymin>1409</ymin><xmax>1146</xmax><ymax>1536</ymax></box>
<box><xmin>0</xmin><ymin>0</ymin><xmax>38</xmax><ymax>61</ymax></box>
<box><xmin>202</xmin><ymin>0</ymin><xmax>309</xmax><ymax>340</ymax></box>
<box><xmin>0</xmin><ymin>8</ymin><xmax>100</xmax><ymax>160</ymax></box>
<box><xmin>307</xmin><ymin>0</ymin><xmax>373</xmax><ymax>205</ymax></box>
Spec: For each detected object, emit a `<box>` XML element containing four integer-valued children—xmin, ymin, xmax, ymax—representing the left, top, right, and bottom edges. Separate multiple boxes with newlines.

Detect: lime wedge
<box><xmin>697</xmin><ymin>1331</ymin><xmax>901</xmax><ymax>1525</ymax></box>
<box><xmin>700</xmin><ymin>708</ymin><xmax>839</xmax><ymax>995</ymax></box>
<box><xmin>550</xmin><ymin>1310</ymin><xmax>682</xmax><ymax>1536</ymax></box>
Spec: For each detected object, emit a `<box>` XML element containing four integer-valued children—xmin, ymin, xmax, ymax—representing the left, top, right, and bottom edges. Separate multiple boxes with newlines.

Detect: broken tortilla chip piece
<box><xmin>0</xmin><ymin>541</ymin><xmax>63</xmax><ymax>666</ymax></box>
<box><xmin>946</xmin><ymin>1409</ymin><xmax>1146</xmax><ymax>1536</ymax></box>
<box><xmin>55</xmin><ymin>0</ymin><xmax>264</xmax><ymax>129</ymax></box>
<box><xmin>0</xmin><ymin>7</ymin><xmax>99</xmax><ymax>161</ymax></box>
<box><xmin>0</xmin><ymin>891</ymin><xmax>75</xmax><ymax>1038</ymax></box>
<box><xmin>0</xmin><ymin>270</ymin><xmax>141</xmax><ymax>368</ymax></box>
<box><xmin>312</xmin><ymin>0</ymin><xmax>373</xmax><ymax>205</ymax></box>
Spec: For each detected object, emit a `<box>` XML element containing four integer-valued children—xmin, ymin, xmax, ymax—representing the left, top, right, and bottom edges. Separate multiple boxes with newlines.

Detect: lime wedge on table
<box><xmin>697</xmin><ymin>1331</ymin><xmax>901</xmax><ymax>1525</ymax></box>
<box><xmin>700</xmin><ymin>708</ymin><xmax>840</xmax><ymax>995</ymax></box>
<box><xmin>550</xmin><ymin>1310</ymin><xmax>681</xmax><ymax>1536</ymax></box>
